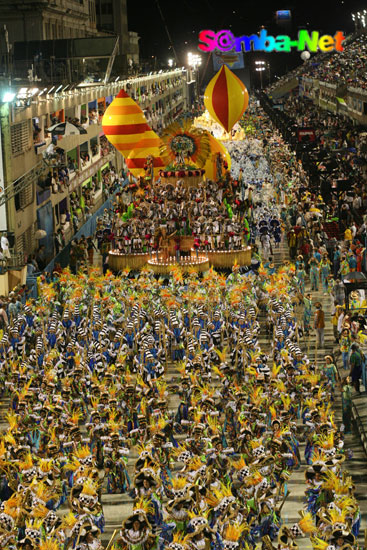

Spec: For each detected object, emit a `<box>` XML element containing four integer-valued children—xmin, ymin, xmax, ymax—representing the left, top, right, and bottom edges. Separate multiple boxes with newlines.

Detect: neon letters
<box><xmin>198</xmin><ymin>29</ymin><xmax>346</xmax><ymax>54</ymax></box>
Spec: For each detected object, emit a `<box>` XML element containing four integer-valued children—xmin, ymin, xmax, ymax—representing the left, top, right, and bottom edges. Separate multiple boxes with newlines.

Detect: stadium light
<box><xmin>352</xmin><ymin>11</ymin><xmax>366</xmax><ymax>27</ymax></box>
<box><xmin>188</xmin><ymin>52</ymin><xmax>202</xmax><ymax>68</ymax></box>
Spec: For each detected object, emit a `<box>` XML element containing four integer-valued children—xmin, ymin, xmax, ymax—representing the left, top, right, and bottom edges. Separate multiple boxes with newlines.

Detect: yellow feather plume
<box><xmin>231</xmin><ymin>456</ymin><xmax>247</xmax><ymax>471</ymax></box>
<box><xmin>223</xmin><ymin>522</ymin><xmax>248</xmax><ymax>541</ymax></box>
<box><xmin>298</xmin><ymin>512</ymin><xmax>317</xmax><ymax>534</ymax></box>
<box><xmin>170</xmin><ymin>477</ymin><xmax>188</xmax><ymax>490</ymax></box>
<box><xmin>327</xmin><ymin>508</ymin><xmax>347</xmax><ymax>526</ymax></box>
<box><xmin>73</xmin><ymin>446</ymin><xmax>92</xmax><ymax>460</ymax></box>
<box><xmin>134</xmin><ymin>497</ymin><xmax>154</xmax><ymax>515</ymax></box>
<box><xmin>310</xmin><ymin>536</ymin><xmax>329</xmax><ymax>550</ymax></box>
<box><xmin>81</xmin><ymin>478</ymin><xmax>98</xmax><ymax>496</ymax></box>
<box><xmin>61</xmin><ymin>511</ymin><xmax>78</xmax><ymax>528</ymax></box>
<box><xmin>39</xmin><ymin>539</ymin><xmax>61</xmax><ymax>550</ymax></box>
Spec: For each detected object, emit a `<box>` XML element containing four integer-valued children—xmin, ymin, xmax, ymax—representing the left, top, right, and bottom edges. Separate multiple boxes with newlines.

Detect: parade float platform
<box><xmin>147</xmin><ymin>255</ymin><xmax>210</xmax><ymax>275</ymax></box>
<box><xmin>208</xmin><ymin>247</ymin><xmax>252</xmax><ymax>269</ymax></box>
<box><xmin>108</xmin><ymin>246</ymin><xmax>252</xmax><ymax>273</ymax></box>
<box><xmin>108</xmin><ymin>251</ymin><xmax>150</xmax><ymax>271</ymax></box>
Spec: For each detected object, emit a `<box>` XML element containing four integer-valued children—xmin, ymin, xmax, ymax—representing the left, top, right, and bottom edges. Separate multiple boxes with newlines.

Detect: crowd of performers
<box><xmin>0</xmin><ymin>260</ymin><xmax>361</xmax><ymax>550</ymax></box>
<box><xmin>112</xmin><ymin>178</ymin><xmax>250</xmax><ymax>258</ymax></box>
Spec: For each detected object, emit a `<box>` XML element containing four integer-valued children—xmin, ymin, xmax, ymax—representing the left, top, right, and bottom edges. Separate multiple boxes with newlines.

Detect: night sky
<box><xmin>127</xmin><ymin>0</ymin><xmax>365</xmax><ymax>80</ymax></box>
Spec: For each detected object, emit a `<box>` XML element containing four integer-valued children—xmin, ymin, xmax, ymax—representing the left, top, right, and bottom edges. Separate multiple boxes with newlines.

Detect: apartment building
<box><xmin>0</xmin><ymin>69</ymin><xmax>188</xmax><ymax>265</ymax></box>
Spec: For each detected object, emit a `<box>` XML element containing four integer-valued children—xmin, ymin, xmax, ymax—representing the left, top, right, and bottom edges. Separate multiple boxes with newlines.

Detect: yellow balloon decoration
<box><xmin>204</xmin><ymin>65</ymin><xmax>249</xmax><ymax>133</ymax></box>
<box><xmin>102</xmin><ymin>89</ymin><xmax>149</xmax><ymax>157</ymax></box>
<box><xmin>204</xmin><ymin>135</ymin><xmax>231</xmax><ymax>181</ymax></box>
<box><xmin>126</xmin><ymin>127</ymin><xmax>165</xmax><ymax>177</ymax></box>
<box><xmin>102</xmin><ymin>89</ymin><xmax>165</xmax><ymax>179</ymax></box>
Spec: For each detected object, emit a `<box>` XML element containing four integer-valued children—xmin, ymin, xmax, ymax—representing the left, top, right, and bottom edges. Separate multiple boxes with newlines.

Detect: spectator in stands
<box><xmin>54</xmin><ymin>228</ymin><xmax>65</xmax><ymax>255</ymax></box>
<box><xmin>87</xmin><ymin>236</ymin><xmax>98</xmax><ymax>265</ymax></box>
<box><xmin>0</xmin><ymin>249</ymin><xmax>5</xmax><ymax>274</ymax></box>
<box><xmin>26</xmin><ymin>260</ymin><xmax>37</xmax><ymax>276</ymax></box>
<box><xmin>35</xmin><ymin>245</ymin><xmax>46</xmax><ymax>271</ymax></box>
<box><xmin>0</xmin><ymin>302</ymin><xmax>8</xmax><ymax>329</ymax></box>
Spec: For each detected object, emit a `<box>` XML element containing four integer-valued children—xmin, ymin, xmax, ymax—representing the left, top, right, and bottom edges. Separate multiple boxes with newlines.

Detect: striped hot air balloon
<box><xmin>204</xmin><ymin>65</ymin><xmax>249</xmax><ymax>133</ymax></box>
<box><xmin>126</xmin><ymin>126</ymin><xmax>165</xmax><ymax>177</ymax></box>
<box><xmin>102</xmin><ymin>89</ymin><xmax>149</xmax><ymax>158</ymax></box>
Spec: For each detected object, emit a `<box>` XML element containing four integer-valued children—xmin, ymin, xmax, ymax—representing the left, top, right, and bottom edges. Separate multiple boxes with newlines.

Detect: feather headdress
<box><xmin>134</xmin><ymin>497</ymin><xmax>154</xmax><ymax>516</ymax></box>
<box><xmin>297</xmin><ymin>511</ymin><xmax>317</xmax><ymax>534</ymax></box>
<box><xmin>223</xmin><ymin>522</ymin><xmax>248</xmax><ymax>542</ymax></box>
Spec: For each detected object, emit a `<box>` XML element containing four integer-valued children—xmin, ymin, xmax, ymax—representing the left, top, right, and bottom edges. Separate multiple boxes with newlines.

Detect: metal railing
<box><xmin>1</xmin><ymin>252</ymin><xmax>25</xmax><ymax>272</ymax></box>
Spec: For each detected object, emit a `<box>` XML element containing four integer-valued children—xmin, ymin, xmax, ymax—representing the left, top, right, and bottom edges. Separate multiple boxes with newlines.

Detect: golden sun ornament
<box><xmin>159</xmin><ymin>119</ymin><xmax>211</xmax><ymax>168</ymax></box>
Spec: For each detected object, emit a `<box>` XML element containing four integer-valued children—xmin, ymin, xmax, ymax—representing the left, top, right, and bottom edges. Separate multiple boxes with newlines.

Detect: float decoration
<box><xmin>204</xmin><ymin>134</ymin><xmax>231</xmax><ymax>181</ymax></box>
<box><xmin>204</xmin><ymin>65</ymin><xmax>249</xmax><ymax>133</ymax></box>
<box><xmin>101</xmin><ymin>90</ymin><xmax>149</xmax><ymax>158</ymax></box>
<box><xmin>159</xmin><ymin>119</ymin><xmax>211</xmax><ymax>171</ymax></box>
<box><xmin>126</xmin><ymin>127</ymin><xmax>165</xmax><ymax>178</ymax></box>
<box><xmin>102</xmin><ymin>89</ymin><xmax>164</xmax><ymax>179</ymax></box>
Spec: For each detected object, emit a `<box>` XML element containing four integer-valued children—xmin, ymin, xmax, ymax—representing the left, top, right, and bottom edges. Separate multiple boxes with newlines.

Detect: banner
<box><xmin>297</xmin><ymin>127</ymin><xmax>316</xmax><ymax>143</ymax></box>
<box><xmin>213</xmin><ymin>51</ymin><xmax>244</xmax><ymax>71</ymax></box>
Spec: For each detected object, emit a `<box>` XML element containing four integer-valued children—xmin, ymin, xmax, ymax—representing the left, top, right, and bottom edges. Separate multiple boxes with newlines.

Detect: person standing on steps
<box><xmin>349</xmin><ymin>343</ymin><xmax>363</xmax><ymax>394</ymax></box>
<box><xmin>314</xmin><ymin>302</ymin><xmax>325</xmax><ymax>349</ymax></box>
<box><xmin>287</xmin><ymin>228</ymin><xmax>297</xmax><ymax>260</ymax></box>
<box><xmin>309</xmin><ymin>257</ymin><xmax>320</xmax><ymax>291</ymax></box>
<box><xmin>341</xmin><ymin>376</ymin><xmax>353</xmax><ymax>434</ymax></box>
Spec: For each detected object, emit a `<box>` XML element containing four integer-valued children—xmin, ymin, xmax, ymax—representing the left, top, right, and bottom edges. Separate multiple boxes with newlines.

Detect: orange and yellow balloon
<box><xmin>102</xmin><ymin>89</ymin><xmax>149</xmax><ymax>158</ymax></box>
<box><xmin>102</xmin><ymin>89</ymin><xmax>164</xmax><ymax>177</ymax></box>
<box><xmin>204</xmin><ymin>65</ymin><xmax>249</xmax><ymax>133</ymax></box>
<box><xmin>126</xmin><ymin>126</ymin><xmax>165</xmax><ymax>177</ymax></box>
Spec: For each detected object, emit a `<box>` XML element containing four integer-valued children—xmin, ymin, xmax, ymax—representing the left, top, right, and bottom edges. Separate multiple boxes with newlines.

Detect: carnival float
<box><xmin>102</xmin><ymin>66</ymin><xmax>252</xmax><ymax>274</ymax></box>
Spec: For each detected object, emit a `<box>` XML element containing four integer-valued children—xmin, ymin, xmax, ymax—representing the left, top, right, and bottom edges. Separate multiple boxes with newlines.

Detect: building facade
<box><xmin>94</xmin><ymin>0</ymin><xmax>130</xmax><ymax>71</ymax></box>
<box><xmin>0</xmin><ymin>0</ymin><xmax>99</xmax><ymax>45</ymax></box>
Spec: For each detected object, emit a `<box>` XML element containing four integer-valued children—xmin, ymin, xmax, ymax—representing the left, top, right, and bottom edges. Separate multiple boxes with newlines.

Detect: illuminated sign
<box><xmin>276</xmin><ymin>10</ymin><xmax>291</xmax><ymax>20</ymax></box>
<box><xmin>198</xmin><ymin>29</ymin><xmax>345</xmax><ymax>54</ymax></box>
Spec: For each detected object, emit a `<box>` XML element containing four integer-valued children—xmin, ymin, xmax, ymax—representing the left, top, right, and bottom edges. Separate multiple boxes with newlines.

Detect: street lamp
<box><xmin>168</xmin><ymin>58</ymin><xmax>173</xmax><ymax>67</ymax></box>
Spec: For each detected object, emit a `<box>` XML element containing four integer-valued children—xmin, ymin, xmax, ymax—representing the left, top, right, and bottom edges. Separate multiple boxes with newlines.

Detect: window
<box><xmin>11</xmin><ymin>120</ymin><xmax>31</xmax><ymax>155</ymax></box>
<box><xmin>14</xmin><ymin>173</ymin><xmax>34</xmax><ymax>211</ymax></box>
<box><xmin>101</xmin><ymin>2</ymin><xmax>113</xmax><ymax>14</ymax></box>
<box><xmin>16</xmin><ymin>224</ymin><xmax>35</xmax><ymax>256</ymax></box>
